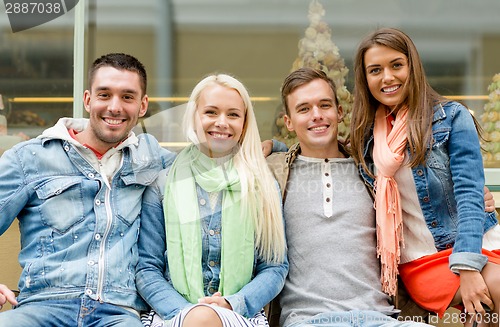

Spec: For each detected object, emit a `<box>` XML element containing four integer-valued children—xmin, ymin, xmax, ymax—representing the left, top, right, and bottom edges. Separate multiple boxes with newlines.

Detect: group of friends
<box><xmin>0</xmin><ymin>27</ymin><xmax>499</xmax><ymax>327</ymax></box>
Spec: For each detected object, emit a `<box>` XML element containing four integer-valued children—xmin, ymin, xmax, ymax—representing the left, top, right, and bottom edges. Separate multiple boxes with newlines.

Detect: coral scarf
<box><xmin>373</xmin><ymin>105</ymin><xmax>409</xmax><ymax>296</ymax></box>
<box><xmin>163</xmin><ymin>145</ymin><xmax>254</xmax><ymax>303</ymax></box>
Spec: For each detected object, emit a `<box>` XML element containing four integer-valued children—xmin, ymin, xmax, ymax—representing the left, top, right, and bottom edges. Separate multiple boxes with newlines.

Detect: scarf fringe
<box><xmin>378</xmin><ymin>250</ymin><xmax>399</xmax><ymax>296</ymax></box>
<box><xmin>376</xmin><ymin>214</ymin><xmax>404</xmax><ymax>296</ymax></box>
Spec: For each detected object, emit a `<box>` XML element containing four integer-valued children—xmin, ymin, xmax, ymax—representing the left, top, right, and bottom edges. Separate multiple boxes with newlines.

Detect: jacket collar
<box><xmin>432</xmin><ymin>103</ymin><xmax>446</xmax><ymax>123</ymax></box>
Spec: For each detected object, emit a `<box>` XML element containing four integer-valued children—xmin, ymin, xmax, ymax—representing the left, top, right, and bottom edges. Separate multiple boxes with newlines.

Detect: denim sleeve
<box><xmin>225</xmin><ymin>254</ymin><xmax>288</xmax><ymax>318</ymax></box>
<box><xmin>159</xmin><ymin>147</ymin><xmax>177</xmax><ymax>169</ymax></box>
<box><xmin>449</xmin><ymin>253</ymin><xmax>487</xmax><ymax>274</ymax></box>
<box><xmin>272</xmin><ymin>139</ymin><xmax>288</xmax><ymax>153</ymax></box>
<box><xmin>447</xmin><ymin>102</ymin><xmax>488</xmax><ymax>271</ymax></box>
<box><xmin>0</xmin><ymin>147</ymin><xmax>28</xmax><ymax>235</ymax></box>
<box><xmin>136</xmin><ymin>171</ymin><xmax>191</xmax><ymax>320</ymax></box>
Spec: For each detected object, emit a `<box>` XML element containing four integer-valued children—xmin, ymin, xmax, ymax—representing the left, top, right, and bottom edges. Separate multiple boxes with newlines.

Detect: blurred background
<box><xmin>1</xmin><ymin>0</ymin><xmax>499</xmax><ymax>150</ymax></box>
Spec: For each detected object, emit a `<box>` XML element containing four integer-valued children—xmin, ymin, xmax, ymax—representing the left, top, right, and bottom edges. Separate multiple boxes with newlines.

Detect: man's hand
<box><xmin>198</xmin><ymin>292</ymin><xmax>232</xmax><ymax>310</ymax></box>
<box><xmin>261</xmin><ymin>140</ymin><xmax>273</xmax><ymax>158</ymax></box>
<box><xmin>0</xmin><ymin>284</ymin><xmax>18</xmax><ymax>310</ymax></box>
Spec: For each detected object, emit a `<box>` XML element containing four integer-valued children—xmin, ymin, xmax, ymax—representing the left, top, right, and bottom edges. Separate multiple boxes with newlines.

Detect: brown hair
<box><xmin>281</xmin><ymin>67</ymin><xmax>339</xmax><ymax>115</ymax></box>
<box><xmin>88</xmin><ymin>53</ymin><xmax>147</xmax><ymax>97</ymax></box>
<box><xmin>350</xmin><ymin>27</ymin><xmax>446</xmax><ymax>176</ymax></box>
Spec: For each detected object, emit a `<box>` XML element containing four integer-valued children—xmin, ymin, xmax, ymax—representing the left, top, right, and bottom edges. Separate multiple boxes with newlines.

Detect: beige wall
<box><xmin>0</xmin><ymin>223</ymin><xmax>21</xmax><ymax>312</ymax></box>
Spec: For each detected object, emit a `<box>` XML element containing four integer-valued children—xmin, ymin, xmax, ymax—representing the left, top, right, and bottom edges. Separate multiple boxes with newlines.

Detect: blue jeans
<box><xmin>0</xmin><ymin>298</ymin><xmax>143</xmax><ymax>327</ymax></box>
<box><xmin>286</xmin><ymin>310</ymin><xmax>430</xmax><ymax>327</ymax></box>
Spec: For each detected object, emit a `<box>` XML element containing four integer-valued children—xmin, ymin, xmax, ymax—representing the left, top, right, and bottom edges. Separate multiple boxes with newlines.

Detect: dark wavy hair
<box><xmin>88</xmin><ymin>53</ymin><xmax>147</xmax><ymax>97</ymax></box>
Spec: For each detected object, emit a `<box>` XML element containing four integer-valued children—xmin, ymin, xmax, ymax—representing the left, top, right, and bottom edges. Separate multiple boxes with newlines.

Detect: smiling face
<box><xmin>284</xmin><ymin>78</ymin><xmax>343</xmax><ymax>158</ymax></box>
<box><xmin>81</xmin><ymin>66</ymin><xmax>148</xmax><ymax>153</ymax></box>
<box><xmin>195</xmin><ymin>83</ymin><xmax>246</xmax><ymax>158</ymax></box>
<box><xmin>364</xmin><ymin>44</ymin><xmax>409</xmax><ymax>110</ymax></box>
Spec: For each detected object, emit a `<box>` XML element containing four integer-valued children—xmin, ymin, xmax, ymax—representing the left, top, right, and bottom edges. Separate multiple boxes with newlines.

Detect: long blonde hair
<box><xmin>183</xmin><ymin>74</ymin><xmax>286</xmax><ymax>263</ymax></box>
<box><xmin>350</xmin><ymin>27</ymin><xmax>445</xmax><ymax>177</ymax></box>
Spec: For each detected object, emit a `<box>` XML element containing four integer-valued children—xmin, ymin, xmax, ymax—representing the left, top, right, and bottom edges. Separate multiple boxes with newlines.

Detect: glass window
<box><xmin>0</xmin><ymin>6</ymin><xmax>74</xmax><ymax>155</ymax></box>
<box><xmin>1</xmin><ymin>0</ymin><xmax>500</xmax><ymax>179</ymax></box>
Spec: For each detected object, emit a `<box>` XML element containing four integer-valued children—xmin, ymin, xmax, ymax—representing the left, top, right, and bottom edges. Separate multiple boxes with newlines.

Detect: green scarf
<box><xmin>164</xmin><ymin>144</ymin><xmax>255</xmax><ymax>303</ymax></box>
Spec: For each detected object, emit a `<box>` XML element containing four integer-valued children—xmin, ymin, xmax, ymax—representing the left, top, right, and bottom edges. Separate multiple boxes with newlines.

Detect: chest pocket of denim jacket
<box><xmin>427</xmin><ymin>129</ymin><xmax>450</xmax><ymax>170</ymax></box>
<box><xmin>114</xmin><ymin>167</ymin><xmax>158</xmax><ymax>226</ymax></box>
<box><xmin>35</xmin><ymin>177</ymin><xmax>85</xmax><ymax>234</ymax></box>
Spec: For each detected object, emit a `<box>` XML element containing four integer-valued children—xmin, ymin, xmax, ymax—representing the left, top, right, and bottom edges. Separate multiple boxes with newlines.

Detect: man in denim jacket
<box><xmin>0</xmin><ymin>53</ymin><xmax>175</xmax><ymax>327</ymax></box>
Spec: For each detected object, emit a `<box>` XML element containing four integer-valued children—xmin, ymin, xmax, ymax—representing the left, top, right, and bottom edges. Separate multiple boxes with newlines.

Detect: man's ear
<box><xmin>337</xmin><ymin>104</ymin><xmax>344</xmax><ymax>123</ymax></box>
<box><xmin>139</xmin><ymin>95</ymin><xmax>149</xmax><ymax>118</ymax></box>
<box><xmin>83</xmin><ymin>90</ymin><xmax>91</xmax><ymax>114</ymax></box>
<box><xmin>283</xmin><ymin>114</ymin><xmax>294</xmax><ymax>132</ymax></box>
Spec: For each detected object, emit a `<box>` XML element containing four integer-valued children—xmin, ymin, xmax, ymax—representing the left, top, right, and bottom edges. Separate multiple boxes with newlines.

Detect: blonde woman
<box><xmin>136</xmin><ymin>74</ymin><xmax>288</xmax><ymax>327</ymax></box>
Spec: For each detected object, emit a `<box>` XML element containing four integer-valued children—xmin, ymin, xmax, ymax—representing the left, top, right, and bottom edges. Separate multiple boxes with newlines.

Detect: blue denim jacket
<box><xmin>358</xmin><ymin>101</ymin><xmax>498</xmax><ymax>271</ymax></box>
<box><xmin>0</xmin><ymin>120</ymin><xmax>176</xmax><ymax>311</ymax></box>
<box><xmin>136</xmin><ymin>168</ymin><xmax>289</xmax><ymax>320</ymax></box>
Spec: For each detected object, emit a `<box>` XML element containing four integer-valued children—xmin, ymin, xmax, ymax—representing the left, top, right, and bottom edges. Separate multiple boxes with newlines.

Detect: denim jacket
<box><xmin>136</xmin><ymin>167</ymin><xmax>289</xmax><ymax>320</ymax></box>
<box><xmin>0</xmin><ymin>118</ymin><xmax>176</xmax><ymax>311</ymax></box>
<box><xmin>358</xmin><ymin>101</ymin><xmax>498</xmax><ymax>271</ymax></box>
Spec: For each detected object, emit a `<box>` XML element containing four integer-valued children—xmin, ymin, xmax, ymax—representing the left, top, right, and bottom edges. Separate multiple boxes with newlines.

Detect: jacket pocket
<box><xmin>35</xmin><ymin>176</ymin><xmax>85</xmax><ymax>234</ymax></box>
<box><xmin>114</xmin><ymin>167</ymin><xmax>158</xmax><ymax>226</ymax></box>
<box><xmin>427</xmin><ymin>130</ymin><xmax>450</xmax><ymax>170</ymax></box>
<box><xmin>21</xmin><ymin>261</ymin><xmax>49</xmax><ymax>291</ymax></box>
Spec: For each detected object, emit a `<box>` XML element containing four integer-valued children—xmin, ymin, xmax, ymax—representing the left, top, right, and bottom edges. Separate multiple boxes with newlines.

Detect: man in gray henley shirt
<box><xmin>266</xmin><ymin>68</ymin><xmax>430</xmax><ymax>327</ymax></box>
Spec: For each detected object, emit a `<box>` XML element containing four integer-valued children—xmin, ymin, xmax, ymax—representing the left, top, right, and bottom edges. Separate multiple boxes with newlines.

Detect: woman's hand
<box><xmin>198</xmin><ymin>292</ymin><xmax>232</xmax><ymax>310</ymax></box>
<box><xmin>459</xmin><ymin>270</ymin><xmax>493</xmax><ymax>316</ymax></box>
<box><xmin>484</xmin><ymin>186</ymin><xmax>496</xmax><ymax>213</ymax></box>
